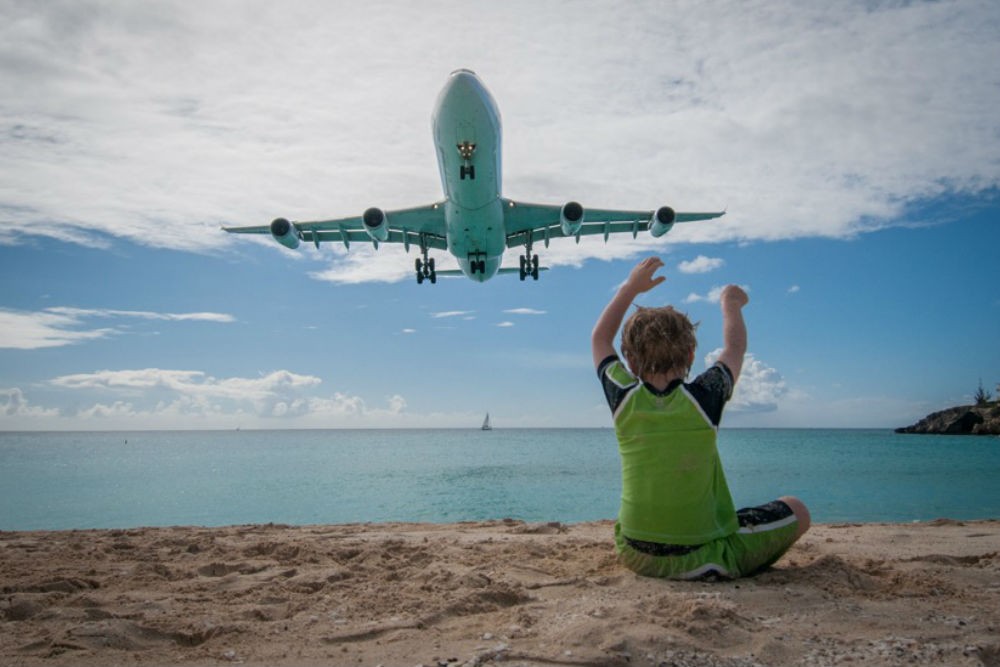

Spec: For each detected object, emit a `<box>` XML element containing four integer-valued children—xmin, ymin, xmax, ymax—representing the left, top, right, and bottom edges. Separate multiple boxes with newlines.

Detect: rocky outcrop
<box><xmin>896</xmin><ymin>403</ymin><xmax>1000</xmax><ymax>435</ymax></box>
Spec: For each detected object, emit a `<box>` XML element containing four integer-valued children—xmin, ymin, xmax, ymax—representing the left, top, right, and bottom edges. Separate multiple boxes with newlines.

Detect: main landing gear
<box><xmin>518</xmin><ymin>235</ymin><xmax>540</xmax><ymax>281</ymax></box>
<box><xmin>415</xmin><ymin>241</ymin><xmax>436</xmax><ymax>284</ymax></box>
<box><xmin>519</xmin><ymin>254</ymin><xmax>539</xmax><ymax>281</ymax></box>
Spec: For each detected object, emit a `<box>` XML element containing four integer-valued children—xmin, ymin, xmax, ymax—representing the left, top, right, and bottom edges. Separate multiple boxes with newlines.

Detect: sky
<box><xmin>1</xmin><ymin>0</ymin><xmax>998</xmax><ymax>430</ymax></box>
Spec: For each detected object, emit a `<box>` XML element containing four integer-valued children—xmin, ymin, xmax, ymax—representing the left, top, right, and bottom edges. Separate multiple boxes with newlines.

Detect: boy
<box><xmin>591</xmin><ymin>257</ymin><xmax>810</xmax><ymax>579</ymax></box>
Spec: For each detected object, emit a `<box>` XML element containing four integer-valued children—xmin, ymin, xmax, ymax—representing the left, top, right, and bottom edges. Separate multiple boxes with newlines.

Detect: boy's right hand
<box><xmin>624</xmin><ymin>257</ymin><xmax>666</xmax><ymax>294</ymax></box>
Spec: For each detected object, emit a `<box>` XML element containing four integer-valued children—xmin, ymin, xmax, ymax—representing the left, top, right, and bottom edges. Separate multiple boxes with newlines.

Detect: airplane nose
<box><xmin>445</xmin><ymin>69</ymin><xmax>483</xmax><ymax>95</ymax></box>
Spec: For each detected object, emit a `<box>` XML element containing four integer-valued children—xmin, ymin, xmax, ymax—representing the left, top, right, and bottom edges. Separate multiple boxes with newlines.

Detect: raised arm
<box><xmin>716</xmin><ymin>285</ymin><xmax>749</xmax><ymax>383</ymax></box>
<box><xmin>591</xmin><ymin>257</ymin><xmax>666</xmax><ymax>369</ymax></box>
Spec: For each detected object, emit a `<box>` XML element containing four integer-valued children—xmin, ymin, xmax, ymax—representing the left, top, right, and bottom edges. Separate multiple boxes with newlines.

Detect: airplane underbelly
<box><xmin>446</xmin><ymin>200</ymin><xmax>505</xmax><ymax>280</ymax></box>
<box><xmin>437</xmin><ymin>135</ymin><xmax>500</xmax><ymax>210</ymax></box>
<box><xmin>432</xmin><ymin>74</ymin><xmax>502</xmax><ymax>211</ymax></box>
<box><xmin>432</xmin><ymin>69</ymin><xmax>506</xmax><ymax>281</ymax></box>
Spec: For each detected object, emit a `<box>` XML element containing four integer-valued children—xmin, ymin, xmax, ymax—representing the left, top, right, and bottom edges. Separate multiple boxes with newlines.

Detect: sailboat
<box><xmin>481</xmin><ymin>412</ymin><xmax>492</xmax><ymax>431</ymax></box>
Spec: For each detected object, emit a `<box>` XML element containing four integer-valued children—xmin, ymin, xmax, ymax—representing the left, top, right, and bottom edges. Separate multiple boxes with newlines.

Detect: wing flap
<box><xmin>502</xmin><ymin>199</ymin><xmax>724</xmax><ymax>247</ymax></box>
<box><xmin>223</xmin><ymin>203</ymin><xmax>448</xmax><ymax>250</ymax></box>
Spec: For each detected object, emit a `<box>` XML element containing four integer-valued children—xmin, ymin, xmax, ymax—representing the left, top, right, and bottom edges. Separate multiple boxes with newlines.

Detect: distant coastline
<box><xmin>896</xmin><ymin>402</ymin><xmax>1000</xmax><ymax>435</ymax></box>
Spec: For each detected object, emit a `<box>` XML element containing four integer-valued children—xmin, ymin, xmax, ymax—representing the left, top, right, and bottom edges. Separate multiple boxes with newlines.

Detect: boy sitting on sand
<box><xmin>592</xmin><ymin>257</ymin><xmax>810</xmax><ymax>579</ymax></box>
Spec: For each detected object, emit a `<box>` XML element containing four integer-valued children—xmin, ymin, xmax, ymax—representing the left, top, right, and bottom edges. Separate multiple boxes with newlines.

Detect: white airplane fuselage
<box><xmin>431</xmin><ymin>69</ymin><xmax>505</xmax><ymax>282</ymax></box>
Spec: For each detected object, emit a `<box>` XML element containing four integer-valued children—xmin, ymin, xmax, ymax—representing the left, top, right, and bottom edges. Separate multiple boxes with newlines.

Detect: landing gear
<box><xmin>457</xmin><ymin>141</ymin><xmax>476</xmax><ymax>180</ymax></box>
<box><xmin>518</xmin><ymin>254</ymin><xmax>539</xmax><ymax>281</ymax></box>
<box><xmin>468</xmin><ymin>253</ymin><xmax>486</xmax><ymax>275</ymax></box>
<box><xmin>518</xmin><ymin>235</ymin><xmax>540</xmax><ymax>281</ymax></box>
<box><xmin>415</xmin><ymin>245</ymin><xmax>436</xmax><ymax>284</ymax></box>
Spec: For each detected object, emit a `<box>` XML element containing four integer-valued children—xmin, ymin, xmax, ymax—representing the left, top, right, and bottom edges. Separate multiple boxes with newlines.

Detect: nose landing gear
<box><xmin>457</xmin><ymin>142</ymin><xmax>476</xmax><ymax>180</ymax></box>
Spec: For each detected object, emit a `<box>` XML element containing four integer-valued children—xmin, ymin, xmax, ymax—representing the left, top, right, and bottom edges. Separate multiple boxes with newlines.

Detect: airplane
<box><xmin>223</xmin><ymin>69</ymin><xmax>725</xmax><ymax>284</ymax></box>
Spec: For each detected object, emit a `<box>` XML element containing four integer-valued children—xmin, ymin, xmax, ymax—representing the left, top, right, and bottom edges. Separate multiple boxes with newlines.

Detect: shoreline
<box><xmin>2</xmin><ymin>519</ymin><xmax>998</xmax><ymax>666</ymax></box>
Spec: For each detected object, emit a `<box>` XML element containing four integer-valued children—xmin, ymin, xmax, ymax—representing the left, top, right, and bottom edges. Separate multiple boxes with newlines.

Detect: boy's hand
<box><xmin>592</xmin><ymin>256</ymin><xmax>664</xmax><ymax>369</ymax></box>
<box><xmin>624</xmin><ymin>257</ymin><xmax>666</xmax><ymax>294</ymax></box>
<box><xmin>718</xmin><ymin>284</ymin><xmax>749</xmax><ymax>383</ymax></box>
<box><xmin>720</xmin><ymin>284</ymin><xmax>749</xmax><ymax>310</ymax></box>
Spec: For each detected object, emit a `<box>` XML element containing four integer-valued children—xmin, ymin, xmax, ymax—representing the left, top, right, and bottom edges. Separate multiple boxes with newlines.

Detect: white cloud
<box><xmin>0</xmin><ymin>309</ymin><xmax>116</xmax><ymax>349</ymax></box>
<box><xmin>0</xmin><ymin>367</ymin><xmax>423</xmax><ymax>429</ymax></box>
<box><xmin>685</xmin><ymin>284</ymin><xmax>750</xmax><ymax>304</ymax></box>
<box><xmin>504</xmin><ymin>308</ymin><xmax>547</xmax><ymax>315</ymax></box>
<box><xmin>432</xmin><ymin>310</ymin><xmax>475</xmax><ymax>319</ymax></box>
<box><xmin>45</xmin><ymin>307</ymin><xmax>235</xmax><ymax>323</ymax></box>
<box><xmin>678</xmin><ymin>255</ymin><xmax>725</xmax><ymax>274</ymax></box>
<box><xmin>704</xmin><ymin>349</ymin><xmax>788</xmax><ymax>413</ymax></box>
<box><xmin>0</xmin><ymin>307</ymin><xmax>234</xmax><ymax>349</ymax></box>
<box><xmin>309</xmin><ymin>245</ymin><xmax>419</xmax><ymax>284</ymax></box>
<box><xmin>1</xmin><ymin>2</ymin><xmax>997</xmax><ymax>282</ymax></box>
<box><xmin>1</xmin><ymin>387</ymin><xmax>59</xmax><ymax>418</ymax></box>
<box><xmin>51</xmin><ymin>368</ymin><xmax>321</xmax><ymax>402</ymax></box>
<box><xmin>787</xmin><ymin>285</ymin><xmax>800</xmax><ymax>294</ymax></box>
<box><xmin>496</xmin><ymin>321</ymin><xmax>515</xmax><ymax>328</ymax></box>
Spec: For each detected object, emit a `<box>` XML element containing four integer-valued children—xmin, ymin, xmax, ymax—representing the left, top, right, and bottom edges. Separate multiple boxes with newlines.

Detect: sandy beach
<box><xmin>1</xmin><ymin>519</ymin><xmax>998</xmax><ymax>666</ymax></box>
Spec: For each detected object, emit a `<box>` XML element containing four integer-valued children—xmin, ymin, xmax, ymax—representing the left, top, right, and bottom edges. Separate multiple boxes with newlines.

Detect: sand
<box><xmin>1</xmin><ymin>519</ymin><xmax>998</xmax><ymax>667</ymax></box>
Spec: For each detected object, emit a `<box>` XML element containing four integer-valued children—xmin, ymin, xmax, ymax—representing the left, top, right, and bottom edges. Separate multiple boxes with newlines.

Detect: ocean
<box><xmin>1</xmin><ymin>428</ymin><xmax>997</xmax><ymax>531</ymax></box>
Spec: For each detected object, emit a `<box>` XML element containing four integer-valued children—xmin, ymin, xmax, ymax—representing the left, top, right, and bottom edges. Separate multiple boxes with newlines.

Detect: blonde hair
<box><xmin>621</xmin><ymin>306</ymin><xmax>698</xmax><ymax>379</ymax></box>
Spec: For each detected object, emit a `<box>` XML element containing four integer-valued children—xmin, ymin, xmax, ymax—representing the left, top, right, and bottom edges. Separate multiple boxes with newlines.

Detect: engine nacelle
<box><xmin>560</xmin><ymin>201</ymin><xmax>584</xmax><ymax>237</ymax></box>
<box><xmin>363</xmin><ymin>207</ymin><xmax>389</xmax><ymax>242</ymax></box>
<box><xmin>270</xmin><ymin>217</ymin><xmax>300</xmax><ymax>249</ymax></box>
<box><xmin>649</xmin><ymin>206</ymin><xmax>676</xmax><ymax>238</ymax></box>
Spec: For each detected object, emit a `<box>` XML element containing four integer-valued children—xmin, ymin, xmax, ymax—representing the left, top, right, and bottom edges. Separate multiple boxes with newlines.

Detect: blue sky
<box><xmin>1</xmin><ymin>1</ymin><xmax>998</xmax><ymax>430</ymax></box>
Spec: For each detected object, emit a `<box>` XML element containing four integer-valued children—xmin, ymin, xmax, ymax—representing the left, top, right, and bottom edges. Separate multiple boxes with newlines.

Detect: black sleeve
<box><xmin>597</xmin><ymin>355</ymin><xmax>636</xmax><ymax>415</ymax></box>
<box><xmin>685</xmin><ymin>362</ymin><xmax>734</xmax><ymax>426</ymax></box>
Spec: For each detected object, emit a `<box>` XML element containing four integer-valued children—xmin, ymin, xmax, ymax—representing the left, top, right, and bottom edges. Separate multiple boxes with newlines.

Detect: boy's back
<box><xmin>590</xmin><ymin>257</ymin><xmax>810</xmax><ymax>580</ymax></box>
<box><xmin>598</xmin><ymin>356</ymin><xmax>738</xmax><ymax>545</ymax></box>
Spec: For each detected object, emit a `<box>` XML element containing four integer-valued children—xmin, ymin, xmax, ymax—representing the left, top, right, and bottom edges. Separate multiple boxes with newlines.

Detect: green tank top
<box><xmin>599</xmin><ymin>357</ymin><xmax>738</xmax><ymax>545</ymax></box>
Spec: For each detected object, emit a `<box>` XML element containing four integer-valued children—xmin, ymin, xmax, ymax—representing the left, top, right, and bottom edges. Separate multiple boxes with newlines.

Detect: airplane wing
<box><xmin>223</xmin><ymin>203</ymin><xmax>449</xmax><ymax>251</ymax></box>
<box><xmin>500</xmin><ymin>199</ymin><xmax>724</xmax><ymax>248</ymax></box>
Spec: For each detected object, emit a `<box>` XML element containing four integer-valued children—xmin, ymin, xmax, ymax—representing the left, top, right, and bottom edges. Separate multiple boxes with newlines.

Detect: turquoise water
<box><xmin>1</xmin><ymin>429</ymin><xmax>997</xmax><ymax>531</ymax></box>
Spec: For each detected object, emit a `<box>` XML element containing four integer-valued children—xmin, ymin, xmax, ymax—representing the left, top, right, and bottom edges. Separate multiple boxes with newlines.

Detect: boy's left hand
<box><xmin>720</xmin><ymin>284</ymin><xmax>749</xmax><ymax>310</ymax></box>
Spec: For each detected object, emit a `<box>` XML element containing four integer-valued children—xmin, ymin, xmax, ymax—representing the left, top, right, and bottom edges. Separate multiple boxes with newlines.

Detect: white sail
<box><xmin>482</xmin><ymin>413</ymin><xmax>492</xmax><ymax>430</ymax></box>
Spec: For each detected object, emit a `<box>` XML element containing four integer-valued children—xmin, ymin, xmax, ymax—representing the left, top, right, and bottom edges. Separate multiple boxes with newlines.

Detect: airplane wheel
<box><xmin>417</xmin><ymin>271</ymin><xmax>424</xmax><ymax>284</ymax></box>
<box><xmin>415</xmin><ymin>258</ymin><xmax>423</xmax><ymax>273</ymax></box>
<box><xmin>478</xmin><ymin>260</ymin><xmax>486</xmax><ymax>274</ymax></box>
<box><xmin>428</xmin><ymin>258</ymin><xmax>435</xmax><ymax>272</ymax></box>
<box><xmin>430</xmin><ymin>272</ymin><xmax>437</xmax><ymax>284</ymax></box>
<box><xmin>532</xmin><ymin>254</ymin><xmax>539</xmax><ymax>269</ymax></box>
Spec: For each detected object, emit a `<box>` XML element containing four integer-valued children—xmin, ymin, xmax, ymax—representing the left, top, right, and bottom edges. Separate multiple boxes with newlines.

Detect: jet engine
<box><xmin>363</xmin><ymin>207</ymin><xmax>389</xmax><ymax>242</ymax></box>
<box><xmin>560</xmin><ymin>201</ymin><xmax>584</xmax><ymax>237</ymax></box>
<box><xmin>649</xmin><ymin>206</ymin><xmax>676</xmax><ymax>238</ymax></box>
<box><xmin>270</xmin><ymin>217</ymin><xmax>300</xmax><ymax>249</ymax></box>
